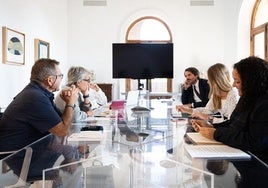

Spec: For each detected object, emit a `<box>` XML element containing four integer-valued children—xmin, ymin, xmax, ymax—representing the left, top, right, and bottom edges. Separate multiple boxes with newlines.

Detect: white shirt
<box><xmin>192</xmin><ymin>80</ymin><xmax>202</xmax><ymax>102</ymax></box>
<box><xmin>88</xmin><ymin>88</ymin><xmax>107</xmax><ymax>109</ymax></box>
<box><xmin>193</xmin><ymin>88</ymin><xmax>239</xmax><ymax>123</ymax></box>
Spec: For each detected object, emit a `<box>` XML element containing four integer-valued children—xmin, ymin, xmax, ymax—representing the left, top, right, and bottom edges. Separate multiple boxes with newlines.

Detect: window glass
<box><xmin>254</xmin><ymin>32</ymin><xmax>265</xmax><ymax>59</ymax></box>
<box><xmin>126</xmin><ymin>17</ymin><xmax>172</xmax><ymax>93</ymax></box>
<box><xmin>251</xmin><ymin>0</ymin><xmax>268</xmax><ymax>60</ymax></box>
<box><xmin>128</xmin><ymin>19</ymin><xmax>170</xmax><ymax>41</ymax></box>
<box><xmin>254</xmin><ymin>0</ymin><xmax>268</xmax><ymax>27</ymax></box>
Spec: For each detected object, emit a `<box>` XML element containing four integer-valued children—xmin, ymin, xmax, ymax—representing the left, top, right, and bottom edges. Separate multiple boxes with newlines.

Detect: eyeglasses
<box><xmin>83</xmin><ymin>79</ymin><xmax>91</xmax><ymax>83</ymax></box>
<box><xmin>54</xmin><ymin>74</ymin><xmax>64</xmax><ymax>79</ymax></box>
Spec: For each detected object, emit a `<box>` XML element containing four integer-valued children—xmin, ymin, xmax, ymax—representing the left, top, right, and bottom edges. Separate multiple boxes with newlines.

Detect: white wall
<box><xmin>0</xmin><ymin>0</ymin><xmax>255</xmax><ymax>107</ymax></box>
<box><xmin>67</xmin><ymin>0</ymin><xmax>245</xmax><ymax>99</ymax></box>
<box><xmin>0</xmin><ymin>0</ymin><xmax>68</xmax><ymax>107</ymax></box>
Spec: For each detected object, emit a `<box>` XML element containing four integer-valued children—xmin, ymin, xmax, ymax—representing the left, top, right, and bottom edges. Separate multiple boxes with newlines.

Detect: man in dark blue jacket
<box><xmin>181</xmin><ymin>67</ymin><xmax>210</xmax><ymax>108</ymax></box>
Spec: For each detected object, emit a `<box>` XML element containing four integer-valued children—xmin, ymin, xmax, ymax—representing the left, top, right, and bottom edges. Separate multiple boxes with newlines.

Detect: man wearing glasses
<box><xmin>0</xmin><ymin>58</ymin><xmax>79</xmax><ymax>147</ymax></box>
<box><xmin>0</xmin><ymin>58</ymin><xmax>81</xmax><ymax>187</ymax></box>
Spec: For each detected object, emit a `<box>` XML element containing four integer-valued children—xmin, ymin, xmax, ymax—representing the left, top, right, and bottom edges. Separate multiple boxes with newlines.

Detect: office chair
<box><xmin>0</xmin><ymin>113</ymin><xmax>32</xmax><ymax>187</ymax></box>
<box><xmin>1</xmin><ymin>134</ymin><xmax>66</xmax><ymax>188</ymax></box>
<box><xmin>1</xmin><ymin>147</ymin><xmax>65</xmax><ymax>188</ymax></box>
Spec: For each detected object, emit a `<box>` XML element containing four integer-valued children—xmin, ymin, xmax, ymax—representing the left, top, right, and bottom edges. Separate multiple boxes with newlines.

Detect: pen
<box><xmin>94</xmin><ymin>115</ymin><xmax>106</xmax><ymax>117</ymax></box>
<box><xmin>188</xmin><ymin>117</ymin><xmax>204</xmax><ymax>120</ymax></box>
<box><xmin>212</xmin><ymin>114</ymin><xmax>222</xmax><ymax>118</ymax></box>
<box><xmin>171</xmin><ymin>118</ymin><xmax>186</xmax><ymax>121</ymax></box>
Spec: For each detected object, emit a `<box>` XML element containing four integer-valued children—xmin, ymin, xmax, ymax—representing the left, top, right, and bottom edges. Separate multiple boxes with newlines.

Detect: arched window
<box><xmin>125</xmin><ymin>16</ymin><xmax>173</xmax><ymax>95</ymax></box>
<box><xmin>250</xmin><ymin>0</ymin><xmax>268</xmax><ymax>60</ymax></box>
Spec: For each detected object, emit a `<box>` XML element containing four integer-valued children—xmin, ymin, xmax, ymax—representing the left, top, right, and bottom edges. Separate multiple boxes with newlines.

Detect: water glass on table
<box><xmin>109</xmin><ymin>109</ymin><xmax>118</xmax><ymax>126</ymax></box>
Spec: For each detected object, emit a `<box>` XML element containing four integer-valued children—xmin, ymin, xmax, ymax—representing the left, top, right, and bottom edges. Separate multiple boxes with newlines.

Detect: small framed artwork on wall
<box><xmin>2</xmin><ymin>26</ymin><xmax>25</xmax><ymax>65</ymax></box>
<box><xmin>34</xmin><ymin>39</ymin><xmax>50</xmax><ymax>61</ymax></box>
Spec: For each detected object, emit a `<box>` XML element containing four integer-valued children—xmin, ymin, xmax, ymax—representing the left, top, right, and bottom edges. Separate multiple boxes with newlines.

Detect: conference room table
<box><xmin>1</xmin><ymin>99</ymin><xmax>268</xmax><ymax>188</ymax></box>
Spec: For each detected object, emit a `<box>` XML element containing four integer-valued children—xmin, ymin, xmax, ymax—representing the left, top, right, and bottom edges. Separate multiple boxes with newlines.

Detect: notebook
<box><xmin>68</xmin><ymin>131</ymin><xmax>104</xmax><ymax>142</ymax></box>
<box><xmin>186</xmin><ymin>132</ymin><xmax>223</xmax><ymax>145</ymax></box>
<box><xmin>184</xmin><ymin>144</ymin><xmax>251</xmax><ymax>159</ymax></box>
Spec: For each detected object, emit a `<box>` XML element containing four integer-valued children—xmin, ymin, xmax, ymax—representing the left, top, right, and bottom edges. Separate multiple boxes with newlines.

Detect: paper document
<box><xmin>184</xmin><ymin>144</ymin><xmax>251</xmax><ymax>159</ymax></box>
<box><xmin>68</xmin><ymin>131</ymin><xmax>104</xmax><ymax>142</ymax></box>
<box><xmin>126</xmin><ymin>90</ymin><xmax>139</xmax><ymax>106</ymax></box>
<box><xmin>186</xmin><ymin>132</ymin><xmax>223</xmax><ymax>145</ymax></box>
<box><xmin>93</xmin><ymin>108</ymin><xmax>110</xmax><ymax>117</ymax></box>
<box><xmin>170</xmin><ymin>118</ymin><xmax>188</xmax><ymax>126</ymax></box>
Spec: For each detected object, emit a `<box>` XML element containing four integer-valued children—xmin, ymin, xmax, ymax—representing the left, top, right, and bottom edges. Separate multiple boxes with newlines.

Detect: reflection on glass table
<box><xmin>3</xmin><ymin>98</ymin><xmax>268</xmax><ymax>188</ymax></box>
<box><xmin>44</xmin><ymin>136</ymin><xmax>214</xmax><ymax>188</ymax></box>
<box><xmin>0</xmin><ymin>134</ymin><xmax>81</xmax><ymax>187</ymax></box>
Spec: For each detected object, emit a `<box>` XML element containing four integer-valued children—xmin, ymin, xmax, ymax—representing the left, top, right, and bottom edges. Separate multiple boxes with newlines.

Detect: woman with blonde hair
<box><xmin>177</xmin><ymin>63</ymin><xmax>238</xmax><ymax>123</ymax></box>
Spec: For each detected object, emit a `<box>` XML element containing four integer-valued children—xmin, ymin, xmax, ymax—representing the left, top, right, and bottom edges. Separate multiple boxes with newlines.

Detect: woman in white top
<box><xmin>55</xmin><ymin>66</ymin><xmax>94</xmax><ymax>122</ymax></box>
<box><xmin>177</xmin><ymin>63</ymin><xmax>239</xmax><ymax>123</ymax></box>
<box><xmin>87</xmin><ymin>83</ymin><xmax>107</xmax><ymax>110</ymax></box>
<box><xmin>55</xmin><ymin>66</ymin><xmax>108</xmax><ymax>122</ymax></box>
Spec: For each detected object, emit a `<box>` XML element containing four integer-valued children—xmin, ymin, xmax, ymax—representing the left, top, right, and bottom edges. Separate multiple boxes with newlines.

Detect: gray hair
<box><xmin>67</xmin><ymin>66</ymin><xmax>91</xmax><ymax>86</ymax></box>
<box><xmin>30</xmin><ymin>58</ymin><xmax>59</xmax><ymax>83</ymax></box>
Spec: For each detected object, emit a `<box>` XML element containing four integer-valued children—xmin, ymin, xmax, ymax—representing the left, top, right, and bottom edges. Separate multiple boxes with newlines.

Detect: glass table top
<box><xmin>1</xmin><ymin>99</ymin><xmax>268</xmax><ymax>187</ymax></box>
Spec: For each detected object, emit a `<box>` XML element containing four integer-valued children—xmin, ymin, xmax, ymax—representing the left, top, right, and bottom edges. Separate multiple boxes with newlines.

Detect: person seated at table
<box><xmin>87</xmin><ymin>70</ymin><xmax>108</xmax><ymax>109</ymax></box>
<box><xmin>0</xmin><ymin>58</ymin><xmax>78</xmax><ymax>152</ymax></box>
<box><xmin>0</xmin><ymin>58</ymin><xmax>81</xmax><ymax>186</ymax></box>
<box><xmin>55</xmin><ymin>66</ymin><xmax>94</xmax><ymax>122</ymax></box>
<box><xmin>54</xmin><ymin>67</ymin><xmax>108</xmax><ymax>159</ymax></box>
<box><xmin>55</xmin><ymin>66</ymin><xmax>108</xmax><ymax>121</ymax></box>
<box><xmin>181</xmin><ymin>67</ymin><xmax>210</xmax><ymax>108</ymax></box>
<box><xmin>177</xmin><ymin>63</ymin><xmax>238</xmax><ymax>124</ymax></box>
<box><xmin>191</xmin><ymin>56</ymin><xmax>268</xmax><ymax>163</ymax></box>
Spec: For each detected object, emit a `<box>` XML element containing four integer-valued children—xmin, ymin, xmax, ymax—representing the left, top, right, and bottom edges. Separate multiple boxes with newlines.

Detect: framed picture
<box><xmin>34</xmin><ymin>38</ymin><xmax>50</xmax><ymax>61</ymax></box>
<box><xmin>2</xmin><ymin>26</ymin><xmax>25</xmax><ymax>65</ymax></box>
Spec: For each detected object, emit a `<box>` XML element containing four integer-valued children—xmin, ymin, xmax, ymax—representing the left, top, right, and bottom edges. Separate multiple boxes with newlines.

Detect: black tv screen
<box><xmin>112</xmin><ymin>43</ymin><xmax>173</xmax><ymax>79</ymax></box>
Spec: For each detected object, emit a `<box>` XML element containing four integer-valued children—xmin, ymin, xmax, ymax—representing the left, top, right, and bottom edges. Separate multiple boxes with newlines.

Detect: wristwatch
<box><xmin>83</xmin><ymin>94</ymin><xmax>89</xmax><ymax>98</ymax></box>
<box><xmin>65</xmin><ymin>104</ymin><xmax>75</xmax><ymax>110</ymax></box>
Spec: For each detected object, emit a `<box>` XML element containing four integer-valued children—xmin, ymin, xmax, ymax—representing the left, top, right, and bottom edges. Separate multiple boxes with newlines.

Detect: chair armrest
<box><xmin>2</xmin><ymin>147</ymin><xmax>33</xmax><ymax>188</ymax></box>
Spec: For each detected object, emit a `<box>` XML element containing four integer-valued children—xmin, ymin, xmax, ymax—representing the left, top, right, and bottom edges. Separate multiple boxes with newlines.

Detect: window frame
<box><xmin>125</xmin><ymin>16</ymin><xmax>173</xmax><ymax>94</ymax></box>
<box><xmin>250</xmin><ymin>0</ymin><xmax>268</xmax><ymax>60</ymax></box>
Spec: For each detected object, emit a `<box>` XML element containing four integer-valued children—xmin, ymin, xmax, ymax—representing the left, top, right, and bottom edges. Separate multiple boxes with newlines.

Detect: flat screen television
<box><xmin>112</xmin><ymin>43</ymin><xmax>173</xmax><ymax>79</ymax></box>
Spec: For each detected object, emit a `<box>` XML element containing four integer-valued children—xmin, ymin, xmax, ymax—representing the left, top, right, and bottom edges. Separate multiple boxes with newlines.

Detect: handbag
<box><xmin>86</xmin><ymin>159</ymin><xmax>115</xmax><ymax>188</ymax></box>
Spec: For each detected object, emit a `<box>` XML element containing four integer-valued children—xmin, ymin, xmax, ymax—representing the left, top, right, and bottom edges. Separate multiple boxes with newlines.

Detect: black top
<box><xmin>181</xmin><ymin>78</ymin><xmax>210</xmax><ymax>107</ymax></box>
<box><xmin>213</xmin><ymin>93</ymin><xmax>268</xmax><ymax>164</ymax></box>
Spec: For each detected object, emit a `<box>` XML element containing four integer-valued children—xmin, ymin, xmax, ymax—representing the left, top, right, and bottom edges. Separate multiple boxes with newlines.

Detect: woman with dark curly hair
<box><xmin>191</xmin><ymin>56</ymin><xmax>268</xmax><ymax>163</ymax></box>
